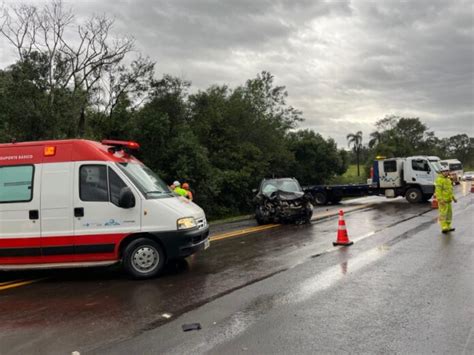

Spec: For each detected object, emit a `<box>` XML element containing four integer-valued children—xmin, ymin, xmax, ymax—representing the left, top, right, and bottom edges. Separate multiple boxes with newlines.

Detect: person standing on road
<box><xmin>435</xmin><ymin>167</ymin><xmax>457</xmax><ymax>233</ymax></box>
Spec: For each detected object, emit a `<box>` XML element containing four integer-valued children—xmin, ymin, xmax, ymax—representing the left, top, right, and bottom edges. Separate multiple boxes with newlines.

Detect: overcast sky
<box><xmin>1</xmin><ymin>0</ymin><xmax>473</xmax><ymax>147</ymax></box>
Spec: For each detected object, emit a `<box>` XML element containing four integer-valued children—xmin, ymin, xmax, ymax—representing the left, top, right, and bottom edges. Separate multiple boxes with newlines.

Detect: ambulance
<box><xmin>0</xmin><ymin>139</ymin><xmax>209</xmax><ymax>279</ymax></box>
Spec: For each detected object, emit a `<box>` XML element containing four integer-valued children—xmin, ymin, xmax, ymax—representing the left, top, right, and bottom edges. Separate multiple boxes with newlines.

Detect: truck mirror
<box><xmin>118</xmin><ymin>187</ymin><xmax>136</xmax><ymax>208</ymax></box>
<box><xmin>252</xmin><ymin>188</ymin><xmax>257</xmax><ymax>194</ymax></box>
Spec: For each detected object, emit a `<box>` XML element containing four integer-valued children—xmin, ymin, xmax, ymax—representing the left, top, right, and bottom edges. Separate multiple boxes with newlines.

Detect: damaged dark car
<box><xmin>253</xmin><ymin>178</ymin><xmax>313</xmax><ymax>225</ymax></box>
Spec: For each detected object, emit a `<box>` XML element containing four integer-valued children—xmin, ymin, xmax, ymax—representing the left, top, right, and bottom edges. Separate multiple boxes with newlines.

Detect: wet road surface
<box><xmin>0</xmin><ymin>184</ymin><xmax>472</xmax><ymax>354</ymax></box>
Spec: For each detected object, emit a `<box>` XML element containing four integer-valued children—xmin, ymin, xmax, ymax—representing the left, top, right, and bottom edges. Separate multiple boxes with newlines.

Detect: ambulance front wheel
<box><xmin>123</xmin><ymin>238</ymin><xmax>165</xmax><ymax>279</ymax></box>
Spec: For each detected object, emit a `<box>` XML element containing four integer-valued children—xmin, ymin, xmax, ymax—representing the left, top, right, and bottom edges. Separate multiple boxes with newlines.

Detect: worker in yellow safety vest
<box><xmin>172</xmin><ymin>180</ymin><xmax>188</xmax><ymax>197</ymax></box>
<box><xmin>435</xmin><ymin>167</ymin><xmax>457</xmax><ymax>233</ymax></box>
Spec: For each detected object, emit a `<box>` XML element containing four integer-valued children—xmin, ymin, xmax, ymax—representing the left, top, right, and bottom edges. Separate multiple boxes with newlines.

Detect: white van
<box><xmin>440</xmin><ymin>159</ymin><xmax>463</xmax><ymax>184</ymax></box>
<box><xmin>0</xmin><ymin>139</ymin><xmax>209</xmax><ymax>279</ymax></box>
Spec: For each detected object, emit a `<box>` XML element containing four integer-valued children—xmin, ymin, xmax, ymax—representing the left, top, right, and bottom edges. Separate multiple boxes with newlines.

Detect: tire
<box><xmin>303</xmin><ymin>206</ymin><xmax>313</xmax><ymax>224</ymax></box>
<box><xmin>255</xmin><ymin>207</ymin><xmax>268</xmax><ymax>225</ymax></box>
<box><xmin>405</xmin><ymin>188</ymin><xmax>422</xmax><ymax>203</ymax></box>
<box><xmin>313</xmin><ymin>192</ymin><xmax>328</xmax><ymax>205</ymax></box>
<box><xmin>123</xmin><ymin>238</ymin><xmax>165</xmax><ymax>279</ymax></box>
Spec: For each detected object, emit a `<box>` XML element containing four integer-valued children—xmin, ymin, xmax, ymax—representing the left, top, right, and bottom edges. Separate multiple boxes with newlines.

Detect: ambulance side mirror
<box><xmin>118</xmin><ymin>187</ymin><xmax>136</xmax><ymax>209</ymax></box>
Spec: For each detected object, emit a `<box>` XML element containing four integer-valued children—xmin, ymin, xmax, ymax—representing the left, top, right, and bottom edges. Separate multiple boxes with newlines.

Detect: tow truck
<box><xmin>305</xmin><ymin>156</ymin><xmax>441</xmax><ymax>205</ymax></box>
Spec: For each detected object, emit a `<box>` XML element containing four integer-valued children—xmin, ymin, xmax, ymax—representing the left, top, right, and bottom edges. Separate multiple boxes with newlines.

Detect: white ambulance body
<box><xmin>0</xmin><ymin>139</ymin><xmax>209</xmax><ymax>279</ymax></box>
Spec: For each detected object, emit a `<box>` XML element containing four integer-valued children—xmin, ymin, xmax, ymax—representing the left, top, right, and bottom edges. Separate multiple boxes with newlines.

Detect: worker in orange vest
<box><xmin>182</xmin><ymin>182</ymin><xmax>193</xmax><ymax>201</ymax></box>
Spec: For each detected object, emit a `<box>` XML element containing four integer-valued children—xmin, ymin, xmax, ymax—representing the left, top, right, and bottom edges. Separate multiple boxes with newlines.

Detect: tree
<box><xmin>288</xmin><ymin>130</ymin><xmax>347</xmax><ymax>185</ymax></box>
<box><xmin>0</xmin><ymin>0</ymin><xmax>136</xmax><ymax>136</ymax></box>
<box><xmin>347</xmin><ymin>131</ymin><xmax>363</xmax><ymax>176</ymax></box>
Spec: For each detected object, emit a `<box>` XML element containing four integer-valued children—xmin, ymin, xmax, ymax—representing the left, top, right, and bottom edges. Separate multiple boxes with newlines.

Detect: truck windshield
<box><xmin>430</xmin><ymin>161</ymin><xmax>443</xmax><ymax>173</ymax></box>
<box><xmin>117</xmin><ymin>163</ymin><xmax>172</xmax><ymax>198</ymax></box>
<box><xmin>449</xmin><ymin>163</ymin><xmax>462</xmax><ymax>170</ymax></box>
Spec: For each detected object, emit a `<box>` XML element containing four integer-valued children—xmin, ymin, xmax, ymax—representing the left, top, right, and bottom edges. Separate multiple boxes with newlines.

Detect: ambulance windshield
<box><xmin>117</xmin><ymin>163</ymin><xmax>172</xmax><ymax>198</ymax></box>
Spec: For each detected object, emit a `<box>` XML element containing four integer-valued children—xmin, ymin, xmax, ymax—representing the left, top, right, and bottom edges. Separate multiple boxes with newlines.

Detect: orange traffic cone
<box><xmin>431</xmin><ymin>194</ymin><xmax>438</xmax><ymax>209</ymax></box>
<box><xmin>333</xmin><ymin>210</ymin><xmax>353</xmax><ymax>246</ymax></box>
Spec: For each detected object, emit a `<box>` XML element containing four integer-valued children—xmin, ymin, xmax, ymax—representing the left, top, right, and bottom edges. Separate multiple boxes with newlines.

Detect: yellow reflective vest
<box><xmin>435</xmin><ymin>174</ymin><xmax>454</xmax><ymax>203</ymax></box>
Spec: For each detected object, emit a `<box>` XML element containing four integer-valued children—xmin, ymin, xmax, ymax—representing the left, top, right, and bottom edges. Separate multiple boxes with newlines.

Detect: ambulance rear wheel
<box><xmin>123</xmin><ymin>238</ymin><xmax>165</xmax><ymax>279</ymax></box>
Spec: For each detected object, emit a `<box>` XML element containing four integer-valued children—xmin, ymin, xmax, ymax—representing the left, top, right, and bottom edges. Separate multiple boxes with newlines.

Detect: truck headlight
<box><xmin>177</xmin><ymin>217</ymin><xmax>197</xmax><ymax>230</ymax></box>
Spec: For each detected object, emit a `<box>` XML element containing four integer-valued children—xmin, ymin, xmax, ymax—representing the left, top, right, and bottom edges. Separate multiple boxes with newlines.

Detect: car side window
<box><xmin>80</xmin><ymin>165</ymin><xmax>109</xmax><ymax>202</ymax></box>
<box><xmin>108</xmin><ymin>167</ymin><xmax>127</xmax><ymax>206</ymax></box>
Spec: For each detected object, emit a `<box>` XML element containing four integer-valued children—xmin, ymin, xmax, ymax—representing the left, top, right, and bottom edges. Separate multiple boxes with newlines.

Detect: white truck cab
<box><xmin>375</xmin><ymin>156</ymin><xmax>438</xmax><ymax>202</ymax></box>
<box><xmin>0</xmin><ymin>139</ymin><xmax>209</xmax><ymax>279</ymax></box>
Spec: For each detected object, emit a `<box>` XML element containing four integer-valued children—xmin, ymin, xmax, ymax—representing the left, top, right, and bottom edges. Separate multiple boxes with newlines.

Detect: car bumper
<box><xmin>151</xmin><ymin>226</ymin><xmax>210</xmax><ymax>259</ymax></box>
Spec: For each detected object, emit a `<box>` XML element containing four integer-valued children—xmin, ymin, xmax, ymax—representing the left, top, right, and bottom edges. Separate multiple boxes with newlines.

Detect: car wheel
<box><xmin>405</xmin><ymin>188</ymin><xmax>422</xmax><ymax>203</ymax></box>
<box><xmin>255</xmin><ymin>207</ymin><xmax>268</xmax><ymax>225</ymax></box>
<box><xmin>123</xmin><ymin>238</ymin><xmax>165</xmax><ymax>279</ymax></box>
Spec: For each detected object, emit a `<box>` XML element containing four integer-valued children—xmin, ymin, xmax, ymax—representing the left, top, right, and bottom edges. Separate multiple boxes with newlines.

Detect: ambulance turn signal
<box><xmin>44</xmin><ymin>146</ymin><xmax>56</xmax><ymax>156</ymax></box>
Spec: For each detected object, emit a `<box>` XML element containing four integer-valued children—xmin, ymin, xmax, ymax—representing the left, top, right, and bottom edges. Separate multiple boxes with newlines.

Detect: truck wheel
<box><xmin>123</xmin><ymin>238</ymin><xmax>165</xmax><ymax>279</ymax></box>
<box><xmin>313</xmin><ymin>192</ymin><xmax>328</xmax><ymax>205</ymax></box>
<box><xmin>405</xmin><ymin>188</ymin><xmax>422</xmax><ymax>203</ymax></box>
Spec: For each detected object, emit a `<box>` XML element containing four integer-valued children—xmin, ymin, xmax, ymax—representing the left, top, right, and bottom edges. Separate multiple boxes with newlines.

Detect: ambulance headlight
<box><xmin>177</xmin><ymin>217</ymin><xmax>197</xmax><ymax>230</ymax></box>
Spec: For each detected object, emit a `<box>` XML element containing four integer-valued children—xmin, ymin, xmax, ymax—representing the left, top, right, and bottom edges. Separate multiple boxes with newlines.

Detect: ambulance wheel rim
<box><xmin>132</xmin><ymin>246</ymin><xmax>159</xmax><ymax>272</ymax></box>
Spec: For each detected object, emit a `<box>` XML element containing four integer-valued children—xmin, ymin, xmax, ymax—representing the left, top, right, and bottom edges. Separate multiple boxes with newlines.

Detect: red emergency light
<box><xmin>101</xmin><ymin>140</ymin><xmax>140</xmax><ymax>154</ymax></box>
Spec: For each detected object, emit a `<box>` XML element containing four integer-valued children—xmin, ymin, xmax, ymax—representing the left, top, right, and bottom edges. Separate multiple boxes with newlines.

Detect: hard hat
<box><xmin>440</xmin><ymin>167</ymin><xmax>450</xmax><ymax>172</ymax></box>
<box><xmin>173</xmin><ymin>180</ymin><xmax>181</xmax><ymax>186</ymax></box>
<box><xmin>182</xmin><ymin>183</ymin><xmax>189</xmax><ymax>189</ymax></box>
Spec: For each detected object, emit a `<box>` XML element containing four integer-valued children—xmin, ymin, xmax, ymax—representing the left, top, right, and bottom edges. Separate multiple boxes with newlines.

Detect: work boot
<box><xmin>442</xmin><ymin>230</ymin><xmax>449</xmax><ymax>234</ymax></box>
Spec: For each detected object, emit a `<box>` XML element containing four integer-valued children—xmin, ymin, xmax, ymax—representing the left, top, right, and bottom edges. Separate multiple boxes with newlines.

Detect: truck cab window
<box><xmin>412</xmin><ymin>160</ymin><xmax>430</xmax><ymax>171</ymax></box>
<box><xmin>0</xmin><ymin>165</ymin><xmax>34</xmax><ymax>203</ymax></box>
<box><xmin>80</xmin><ymin>165</ymin><xmax>109</xmax><ymax>202</ymax></box>
<box><xmin>383</xmin><ymin>161</ymin><xmax>397</xmax><ymax>173</ymax></box>
<box><xmin>108</xmin><ymin>167</ymin><xmax>127</xmax><ymax>206</ymax></box>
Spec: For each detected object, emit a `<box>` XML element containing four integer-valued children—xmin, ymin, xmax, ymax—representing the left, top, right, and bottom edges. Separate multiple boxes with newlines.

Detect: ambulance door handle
<box><xmin>74</xmin><ymin>207</ymin><xmax>84</xmax><ymax>218</ymax></box>
<box><xmin>29</xmin><ymin>210</ymin><xmax>39</xmax><ymax>220</ymax></box>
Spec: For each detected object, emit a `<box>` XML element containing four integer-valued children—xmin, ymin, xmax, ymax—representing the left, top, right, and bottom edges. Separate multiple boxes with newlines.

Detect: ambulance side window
<box><xmin>80</xmin><ymin>165</ymin><xmax>109</xmax><ymax>202</ymax></box>
<box><xmin>108</xmin><ymin>167</ymin><xmax>127</xmax><ymax>206</ymax></box>
<box><xmin>0</xmin><ymin>165</ymin><xmax>34</xmax><ymax>203</ymax></box>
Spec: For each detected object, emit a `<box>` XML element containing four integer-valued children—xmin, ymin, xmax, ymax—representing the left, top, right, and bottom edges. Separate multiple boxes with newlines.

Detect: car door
<box><xmin>73</xmin><ymin>162</ymin><xmax>141</xmax><ymax>262</ymax></box>
<box><xmin>411</xmin><ymin>159</ymin><xmax>433</xmax><ymax>184</ymax></box>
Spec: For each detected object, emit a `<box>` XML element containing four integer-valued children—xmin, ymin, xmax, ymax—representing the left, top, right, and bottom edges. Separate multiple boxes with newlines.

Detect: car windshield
<box><xmin>116</xmin><ymin>162</ymin><xmax>172</xmax><ymax>198</ymax></box>
<box><xmin>261</xmin><ymin>179</ymin><xmax>302</xmax><ymax>196</ymax></box>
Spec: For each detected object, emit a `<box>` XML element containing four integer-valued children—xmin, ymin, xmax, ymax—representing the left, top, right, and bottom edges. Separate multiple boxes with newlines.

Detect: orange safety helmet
<box><xmin>182</xmin><ymin>183</ymin><xmax>190</xmax><ymax>190</ymax></box>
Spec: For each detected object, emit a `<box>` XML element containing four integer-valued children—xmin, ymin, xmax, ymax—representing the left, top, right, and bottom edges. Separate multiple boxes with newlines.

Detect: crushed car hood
<box><xmin>268</xmin><ymin>190</ymin><xmax>305</xmax><ymax>200</ymax></box>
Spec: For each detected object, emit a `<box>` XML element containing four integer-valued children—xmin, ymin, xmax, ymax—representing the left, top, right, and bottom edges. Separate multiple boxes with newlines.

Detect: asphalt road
<box><xmin>0</xmin><ymin>183</ymin><xmax>472</xmax><ymax>354</ymax></box>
